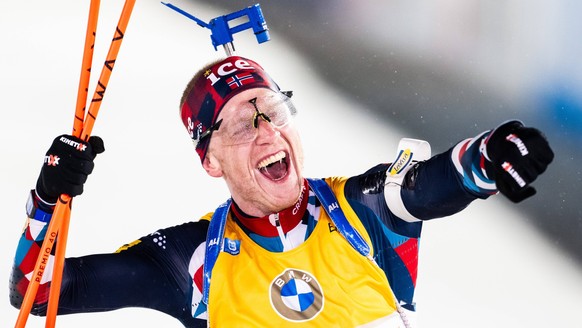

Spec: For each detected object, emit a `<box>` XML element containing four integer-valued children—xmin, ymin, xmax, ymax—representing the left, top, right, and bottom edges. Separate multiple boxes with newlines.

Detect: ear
<box><xmin>202</xmin><ymin>152</ymin><xmax>223</xmax><ymax>178</ymax></box>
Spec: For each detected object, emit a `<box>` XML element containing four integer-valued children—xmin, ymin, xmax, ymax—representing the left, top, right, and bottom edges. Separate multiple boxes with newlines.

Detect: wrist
<box><xmin>27</xmin><ymin>190</ymin><xmax>54</xmax><ymax>222</ymax></box>
<box><xmin>479</xmin><ymin>132</ymin><xmax>497</xmax><ymax>180</ymax></box>
<box><xmin>34</xmin><ymin>189</ymin><xmax>57</xmax><ymax>207</ymax></box>
<box><xmin>452</xmin><ymin>131</ymin><xmax>497</xmax><ymax>196</ymax></box>
<box><xmin>35</xmin><ymin>178</ymin><xmax>58</xmax><ymax>205</ymax></box>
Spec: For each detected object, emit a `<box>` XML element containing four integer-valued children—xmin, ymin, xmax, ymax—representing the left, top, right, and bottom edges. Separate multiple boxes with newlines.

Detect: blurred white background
<box><xmin>1</xmin><ymin>1</ymin><xmax>581</xmax><ymax>327</ymax></box>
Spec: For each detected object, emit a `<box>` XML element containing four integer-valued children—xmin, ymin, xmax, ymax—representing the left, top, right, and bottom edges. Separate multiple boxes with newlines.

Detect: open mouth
<box><xmin>257</xmin><ymin>150</ymin><xmax>289</xmax><ymax>181</ymax></box>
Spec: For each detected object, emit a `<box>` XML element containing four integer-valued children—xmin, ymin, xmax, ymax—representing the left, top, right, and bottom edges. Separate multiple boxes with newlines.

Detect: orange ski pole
<box><xmin>44</xmin><ymin>1</ymin><xmax>101</xmax><ymax>325</ymax></box>
<box><xmin>14</xmin><ymin>1</ymin><xmax>100</xmax><ymax>326</ymax></box>
<box><xmin>46</xmin><ymin>1</ymin><xmax>136</xmax><ymax>327</ymax></box>
<box><xmin>81</xmin><ymin>0</ymin><xmax>136</xmax><ymax>140</ymax></box>
<box><xmin>73</xmin><ymin>0</ymin><xmax>101</xmax><ymax>137</ymax></box>
<box><xmin>44</xmin><ymin>201</ymin><xmax>71</xmax><ymax>328</ymax></box>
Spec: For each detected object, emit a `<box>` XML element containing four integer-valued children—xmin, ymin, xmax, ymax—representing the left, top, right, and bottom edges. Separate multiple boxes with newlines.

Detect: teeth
<box><xmin>258</xmin><ymin>151</ymin><xmax>286</xmax><ymax>169</ymax></box>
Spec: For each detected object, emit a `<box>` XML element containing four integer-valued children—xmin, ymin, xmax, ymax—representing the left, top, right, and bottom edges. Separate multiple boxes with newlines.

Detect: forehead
<box><xmin>218</xmin><ymin>88</ymin><xmax>279</xmax><ymax>119</ymax></box>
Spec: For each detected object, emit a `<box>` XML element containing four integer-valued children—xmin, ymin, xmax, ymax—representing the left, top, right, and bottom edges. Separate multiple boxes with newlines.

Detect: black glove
<box><xmin>36</xmin><ymin>134</ymin><xmax>105</xmax><ymax>203</ymax></box>
<box><xmin>485</xmin><ymin>120</ymin><xmax>554</xmax><ymax>203</ymax></box>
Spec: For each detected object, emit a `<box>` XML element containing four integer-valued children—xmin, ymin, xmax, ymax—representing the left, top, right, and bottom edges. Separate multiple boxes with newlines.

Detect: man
<box><xmin>11</xmin><ymin>56</ymin><xmax>554</xmax><ymax>327</ymax></box>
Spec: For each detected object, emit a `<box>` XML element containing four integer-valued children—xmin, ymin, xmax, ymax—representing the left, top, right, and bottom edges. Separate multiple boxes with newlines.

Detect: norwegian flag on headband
<box><xmin>227</xmin><ymin>73</ymin><xmax>255</xmax><ymax>90</ymax></box>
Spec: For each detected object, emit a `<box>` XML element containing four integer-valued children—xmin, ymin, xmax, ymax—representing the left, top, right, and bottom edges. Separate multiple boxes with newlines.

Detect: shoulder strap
<box><xmin>202</xmin><ymin>198</ymin><xmax>231</xmax><ymax>305</ymax></box>
<box><xmin>307</xmin><ymin>178</ymin><xmax>371</xmax><ymax>258</ymax></box>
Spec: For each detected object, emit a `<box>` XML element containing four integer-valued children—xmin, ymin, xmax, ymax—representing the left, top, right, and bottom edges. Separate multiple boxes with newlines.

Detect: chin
<box><xmin>261</xmin><ymin>175</ymin><xmax>302</xmax><ymax>206</ymax></box>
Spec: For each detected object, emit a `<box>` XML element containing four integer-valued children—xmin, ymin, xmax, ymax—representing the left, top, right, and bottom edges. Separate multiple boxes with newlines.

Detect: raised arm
<box><xmin>10</xmin><ymin>134</ymin><xmax>104</xmax><ymax>313</ymax></box>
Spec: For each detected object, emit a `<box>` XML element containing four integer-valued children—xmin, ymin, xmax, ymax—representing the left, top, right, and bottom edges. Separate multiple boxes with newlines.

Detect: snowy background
<box><xmin>1</xmin><ymin>1</ymin><xmax>581</xmax><ymax>327</ymax></box>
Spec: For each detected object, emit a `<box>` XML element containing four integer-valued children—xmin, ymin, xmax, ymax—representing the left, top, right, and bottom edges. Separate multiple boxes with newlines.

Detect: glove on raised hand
<box><xmin>484</xmin><ymin>120</ymin><xmax>554</xmax><ymax>203</ymax></box>
<box><xmin>36</xmin><ymin>134</ymin><xmax>105</xmax><ymax>203</ymax></box>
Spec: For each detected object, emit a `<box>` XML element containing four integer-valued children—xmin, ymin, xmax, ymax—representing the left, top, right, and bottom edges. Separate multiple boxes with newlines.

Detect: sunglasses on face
<box><xmin>198</xmin><ymin>91</ymin><xmax>296</xmax><ymax>146</ymax></box>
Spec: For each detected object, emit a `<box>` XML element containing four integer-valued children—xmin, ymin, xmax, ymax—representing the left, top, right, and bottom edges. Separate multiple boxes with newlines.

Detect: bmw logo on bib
<box><xmin>269</xmin><ymin>269</ymin><xmax>324</xmax><ymax>321</ymax></box>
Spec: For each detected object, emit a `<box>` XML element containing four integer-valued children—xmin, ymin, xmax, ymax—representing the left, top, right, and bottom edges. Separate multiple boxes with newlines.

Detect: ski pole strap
<box><xmin>306</xmin><ymin>178</ymin><xmax>371</xmax><ymax>257</ymax></box>
<box><xmin>202</xmin><ymin>198</ymin><xmax>231</xmax><ymax>305</ymax></box>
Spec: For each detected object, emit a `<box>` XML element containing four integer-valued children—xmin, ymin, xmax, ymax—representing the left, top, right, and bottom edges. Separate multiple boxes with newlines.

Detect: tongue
<box><xmin>261</xmin><ymin>160</ymin><xmax>288</xmax><ymax>181</ymax></box>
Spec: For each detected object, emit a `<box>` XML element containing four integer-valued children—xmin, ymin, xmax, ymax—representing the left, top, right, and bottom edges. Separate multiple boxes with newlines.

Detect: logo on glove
<box><xmin>501</xmin><ymin>161</ymin><xmax>526</xmax><ymax>187</ymax></box>
<box><xmin>505</xmin><ymin>134</ymin><xmax>529</xmax><ymax>156</ymax></box>
<box><xmin>59</xmin><ymin>136</ymin><xmax>87</xmax><ymax>151</ymax></box>
<box><xmin>44</xmin><ymin>155</ymin><xmax>60</xmax><ymax>166</ymax></box>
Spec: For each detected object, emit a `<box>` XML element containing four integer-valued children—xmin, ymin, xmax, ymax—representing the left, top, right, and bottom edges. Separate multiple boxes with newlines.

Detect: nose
<box><xmin>254</xmin><ymin>118</ymin><xmax>280</xmax><ymax>143</ymax></box>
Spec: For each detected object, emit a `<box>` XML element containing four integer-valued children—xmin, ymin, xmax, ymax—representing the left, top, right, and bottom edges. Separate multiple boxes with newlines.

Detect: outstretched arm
<box><xmin>341</xmin><ymin>120</ymin><xmax>553</xmax><ymax>310</ymax></box>
<box><xmin>345</xmin><ymin>120</ymin><xmax>553</xmax><ymax>226</ymax></box>
<box><xmin>396</xmin><ymin>120</ymin><xmax>553</xmax><ymax>221</ymax></box>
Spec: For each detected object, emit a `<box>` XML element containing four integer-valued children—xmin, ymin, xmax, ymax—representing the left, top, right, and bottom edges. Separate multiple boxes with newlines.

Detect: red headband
<box><xmin>180</xmin><ymin>56</ymin><xmax>280</xmax><ymax>162</ymax></box>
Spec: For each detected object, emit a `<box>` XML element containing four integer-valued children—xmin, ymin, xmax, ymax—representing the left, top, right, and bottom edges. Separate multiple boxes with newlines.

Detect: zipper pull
<box><xmin>269</xmin><ymin>213</ymin><xmax>293</xmax><ymax>251</ymax></box>
<box><xmin>268</xmin><ymin>213</ymin><xmax>279</xmax><ymax>227</ymax></box>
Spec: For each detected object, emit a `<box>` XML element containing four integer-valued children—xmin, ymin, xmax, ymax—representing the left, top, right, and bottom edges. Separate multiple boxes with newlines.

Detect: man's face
<box><xmin>203</xmin><ymin>88</ymin><xmax>304</xmax><ymax>217</ymax></box>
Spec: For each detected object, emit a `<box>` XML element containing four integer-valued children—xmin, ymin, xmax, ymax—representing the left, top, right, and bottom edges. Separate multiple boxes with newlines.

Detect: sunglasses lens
<box><xmin>217</xmin><ymin>92</ymin><xmax>296</xmax><ymax>145</ymax></box>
